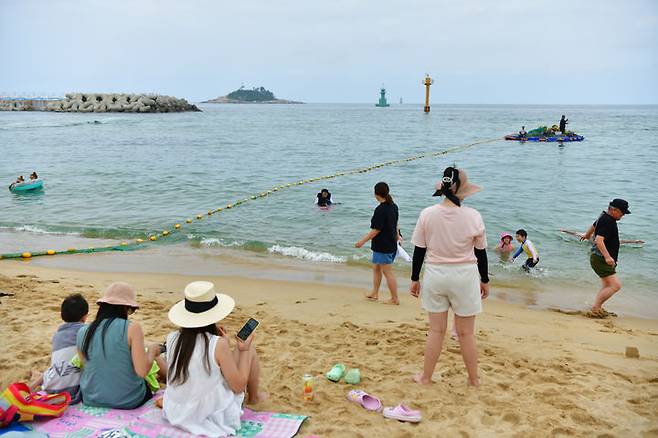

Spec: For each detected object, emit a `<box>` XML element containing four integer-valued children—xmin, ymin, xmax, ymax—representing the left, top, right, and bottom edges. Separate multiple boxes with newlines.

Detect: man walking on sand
<box><xmin>581</xmin><ymin>199</ymin><xmax>630</xmax><ymax>317</ymax></box>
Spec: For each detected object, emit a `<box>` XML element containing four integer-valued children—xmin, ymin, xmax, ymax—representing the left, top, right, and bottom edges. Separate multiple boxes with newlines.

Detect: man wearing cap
<box><xmin>581</xmin><ymin>199</ymin><xmax>631</xmax><ymax>315</ymax></box>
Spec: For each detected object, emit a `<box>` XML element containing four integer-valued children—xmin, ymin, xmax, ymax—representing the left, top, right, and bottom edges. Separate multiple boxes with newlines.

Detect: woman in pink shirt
<box><xmin>410</xmin><ymin>167</ymin><xmax>489</xmax><ymax>387</ymax></box>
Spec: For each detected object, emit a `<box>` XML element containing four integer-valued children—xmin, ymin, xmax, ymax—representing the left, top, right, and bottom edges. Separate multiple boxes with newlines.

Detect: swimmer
<box><xmin>496</xmin><ymin>232</ymin><xmax>515</xmax><ymax>253</ymax></box>
<box><xmin>30</xmin><ymin>171</ymin><xmax>38</xmax><ymax>180</ymax></box>
<box><xmin>315</xmin><ymin>189</ymin><xmax>333</xmax><ymax>207</ymax></box>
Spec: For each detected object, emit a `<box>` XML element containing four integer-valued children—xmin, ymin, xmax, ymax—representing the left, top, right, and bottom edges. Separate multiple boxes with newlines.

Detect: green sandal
<box><xmin>326</xmin><ymin>363</ymin><xmax>346</xmax><ymax>382</ymax></box>
<box><xmin>345</xmin><ymin>368</ymin><xmax>361</xmax><ymax>385</ymax></box>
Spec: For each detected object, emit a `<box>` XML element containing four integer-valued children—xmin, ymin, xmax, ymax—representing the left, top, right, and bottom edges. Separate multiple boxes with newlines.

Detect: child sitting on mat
<box><xmin>29</xmin><ymin>294</ymin><xmax>89</xmax><ymax>403</ymax></box>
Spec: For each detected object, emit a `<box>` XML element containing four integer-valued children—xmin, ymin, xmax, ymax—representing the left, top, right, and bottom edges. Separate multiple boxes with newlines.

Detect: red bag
<box><xmin>0</xmin><ymin>382</ymin><xmax>71</xmax><ymax>427</ymax></box>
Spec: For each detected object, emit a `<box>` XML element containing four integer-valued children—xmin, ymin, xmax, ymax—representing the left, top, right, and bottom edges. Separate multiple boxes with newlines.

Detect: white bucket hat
<box><xmin>168</xmin><ymin>281</ymin><xmax>235</xmax><ymax>328</ymax></box>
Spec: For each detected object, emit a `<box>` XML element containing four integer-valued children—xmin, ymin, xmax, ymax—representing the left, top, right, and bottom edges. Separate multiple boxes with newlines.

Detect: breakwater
<box><xmin>0</xmin><ymin>93</ymin><xmax>200</xmax><ymax>112</ymax></box>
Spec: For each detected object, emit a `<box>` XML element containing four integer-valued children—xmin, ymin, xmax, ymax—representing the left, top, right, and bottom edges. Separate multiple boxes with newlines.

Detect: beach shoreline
<box><xmin>1</xmin><ymin>260</ymin><xmax>657</xmax><ymax>436</ymax></box>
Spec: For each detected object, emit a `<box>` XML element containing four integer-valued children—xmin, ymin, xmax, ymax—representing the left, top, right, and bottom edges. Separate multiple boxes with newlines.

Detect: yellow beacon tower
<box><xmin>423</xmin><ymin>74</ymin><xmax>434</xmax><ymax>113</ymax></box>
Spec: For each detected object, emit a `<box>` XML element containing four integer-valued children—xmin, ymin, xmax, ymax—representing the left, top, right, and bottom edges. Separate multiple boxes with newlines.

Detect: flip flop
<box><xmin>347</xmin><ymin>390</ymin><xmax>382</xmax><ymax>412</ymax></box>
<box><xmin>326</xmin><ymin>363</ymin><xmax>346</xmax><ymax>382</ymax></box>
<box><xmin>345</xmin><ymin>368</ymin><xmax>361</xmax><ymax>385</ymax></box>
<box><xmin>383</xmin><ymin>403</ymin><xmax>422</xmax><ymax>423</ymax></box>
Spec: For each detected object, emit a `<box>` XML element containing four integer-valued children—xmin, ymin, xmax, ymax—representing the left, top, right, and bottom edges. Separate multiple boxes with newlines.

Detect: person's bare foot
<box><xmin>413</xmin><ymin>373</ymin><xmax>433</xmax><ymax>385</ymax></box>
<box><xmin>467</xmin><ymin>379</ymin><xmax>480</xmax><ymax>387</ymax></box>
<box><xmin>365</xmin><ymin>293</ymin><xmax>379</xmax><ymax>301</ymax></box>
<box><xmin>383</xmin><ymin>299</ymin><xmax>400</xmax><ymax>305</ymax></box>
<box><xmin>246</xmin><ymin>391</ymin><xmax>269</xmax><ymax>405</ymax></box>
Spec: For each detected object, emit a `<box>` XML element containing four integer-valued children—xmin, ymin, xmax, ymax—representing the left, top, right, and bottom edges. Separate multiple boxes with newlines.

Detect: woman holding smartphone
<box><xmin>163</xmin><ymin>281</ymin><xmax>266</xmax><ymax>437</ymax></box>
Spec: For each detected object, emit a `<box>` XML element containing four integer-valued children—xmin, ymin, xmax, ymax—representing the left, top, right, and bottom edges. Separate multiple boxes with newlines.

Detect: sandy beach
<box><xmin>1</xmin><ymin>260</ymin><xmax>657</xmax><ymax>437</ymax></box>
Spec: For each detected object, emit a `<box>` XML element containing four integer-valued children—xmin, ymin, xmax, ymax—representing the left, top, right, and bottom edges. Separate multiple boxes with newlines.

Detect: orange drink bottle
<box><xmin>303</xmin><ymin>374</ymin><xmax>314</xmax><ymax>401</ymax></box>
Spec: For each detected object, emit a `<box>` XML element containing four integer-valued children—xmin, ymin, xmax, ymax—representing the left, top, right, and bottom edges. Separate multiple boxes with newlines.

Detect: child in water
<box><xmin>512</xmin><ymin>229</ymin><xmax>539</xmax><ymax>271</ymax></box>
<box><xmin>496</xmin><ymin>232</ymin><xmax>515</xmax><ymax>262</ymax></box>
<box><xmin>497</xmin><ymin>233</ymin><xmax>514</xmax><ymax>252</ymax></box>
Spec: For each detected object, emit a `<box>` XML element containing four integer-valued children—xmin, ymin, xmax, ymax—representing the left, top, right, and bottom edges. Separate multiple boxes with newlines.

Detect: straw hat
<box><xmin>432</xmin><ymin>168</ymin><xmax>481</xmax><ymax>200</ymax></box>
<box><xmin>168</xmin><ymin>281</ymin><xmax>235</xmax><ymax>328</ymax></box>
<box><xmin>97</xmin><ymin>282</ymin><xmax>139</xmax><ymax>308</ymax></box>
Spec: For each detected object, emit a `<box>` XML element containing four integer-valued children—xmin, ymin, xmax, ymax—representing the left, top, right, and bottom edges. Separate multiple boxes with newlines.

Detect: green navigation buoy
<box><xmin>375</xmin><ymin>86</ymin><xmax>390</xmax><ymax>107</ymax></box>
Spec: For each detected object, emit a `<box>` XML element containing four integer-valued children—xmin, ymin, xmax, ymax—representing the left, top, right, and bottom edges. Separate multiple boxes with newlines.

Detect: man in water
<box><xmin>518</xmin><ymin>126</ymin><xmax>527</xmax><ymax>138</ymax></box>
<box><xmin>316</xmin><ymin>189</ymin><xmax>333</xmax><ymax>207</ymax></box>
<box><xmin>559</xmin><ymin>115</ymin><xmax>568</xmax><ymax>133</ymax></box>
<box><xmin>581</xmin><ymin>199</ymin><xmax>630</xmax><ymax>317</ymax></box>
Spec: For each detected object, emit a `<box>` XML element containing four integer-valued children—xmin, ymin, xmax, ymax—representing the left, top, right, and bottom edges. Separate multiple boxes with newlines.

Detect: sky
<box><xmin>1</xmin><ymin>0</ymin><xmax>657</xmax><ymax>104</ymax></box>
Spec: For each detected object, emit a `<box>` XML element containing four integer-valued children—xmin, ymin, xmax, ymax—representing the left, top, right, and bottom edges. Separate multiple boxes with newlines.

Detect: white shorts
<box><xmin>421</xmin><ymin>263</ymin><xmax>482</xmax><ymax>316</ymax></box>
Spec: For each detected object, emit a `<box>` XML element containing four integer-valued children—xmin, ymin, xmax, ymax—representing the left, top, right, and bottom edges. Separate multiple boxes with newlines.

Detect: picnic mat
<box><xmin>13</xmin><ymin>398</ymin><xmax>308</xmax><ymax>438</ymax></box>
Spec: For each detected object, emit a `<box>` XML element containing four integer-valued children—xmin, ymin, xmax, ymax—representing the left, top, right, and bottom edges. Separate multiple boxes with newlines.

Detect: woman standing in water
<box><xmin>409</xmin><ymin>167</ymin><xmax>489</xmax><ymax>386</ymax></box>
<box><xmin>355</xmin><ymin>182</ymin><xmax>401</xmax><ymax>305</ymax></box>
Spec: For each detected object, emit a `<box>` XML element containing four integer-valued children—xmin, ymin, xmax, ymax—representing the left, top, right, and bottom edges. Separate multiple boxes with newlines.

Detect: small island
<box><xmin>203</xmin><ymin>86</ymin><xmax>303</xmax><ymax>104</ymax></box>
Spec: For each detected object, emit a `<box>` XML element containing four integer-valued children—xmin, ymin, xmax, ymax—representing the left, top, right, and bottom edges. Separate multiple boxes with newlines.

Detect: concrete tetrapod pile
<box><xmin>45</xmin><ymin>93</ymin><xmax>200</xmax><ymax>113</ymax></box>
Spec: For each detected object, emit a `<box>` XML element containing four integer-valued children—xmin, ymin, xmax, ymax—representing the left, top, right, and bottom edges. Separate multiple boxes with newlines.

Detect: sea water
<box><xmin>1</xmin><ymin>104</ymin><xmax>656</xmax><ymax>316</ymax></box>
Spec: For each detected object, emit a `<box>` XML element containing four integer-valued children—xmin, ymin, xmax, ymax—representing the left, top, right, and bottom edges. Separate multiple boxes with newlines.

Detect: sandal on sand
<box><xmin>383</xmin><ymin>404</ymin><xmax>422</xmax><ymax>423</ymax></box>
<box><xmin>345</xmin><ymin>368</ymin><xmax>361</xmax><ymax>385</ymax></box>
<box><xmin>326</xmin><ymin>363</ymin><xmax>346</xmax><ymax>382</ymax></box>
<box><xmin>347</xmin><ymin>390</ymin><xmax>382</xmax><ymax>412</ymax></box>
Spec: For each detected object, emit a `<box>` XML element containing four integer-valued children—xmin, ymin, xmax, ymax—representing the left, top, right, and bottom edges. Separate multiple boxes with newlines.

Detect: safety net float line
<box><xmin>1</xmin><ymin>138</ymin><xmax>499</xmax><ymax>260</ymax></box>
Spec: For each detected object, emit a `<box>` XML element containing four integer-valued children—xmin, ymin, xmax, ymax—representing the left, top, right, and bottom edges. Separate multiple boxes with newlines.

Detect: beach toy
<box><xmin>8</xmin><ymin>179</ymin><xmax>44</xmax><ymax>193</ymax></box>
<box><xmin>383</xmin><ymin>404</ymin><xmax>422</xmax><ymax>423</ymax></box>
<box><xmin>344</xmin><ymin>368</ymin><xmax>361</xmax><ymax>385</ymax></box>
<box><xmin>326</xmin><ymin>363</ymin><xmax>346</xmax><ymax>382</ymax></box>
<box><xmin>346</xmin><ymin>390</ymin><xmax>382</xmax><ymax>412</ymax></box>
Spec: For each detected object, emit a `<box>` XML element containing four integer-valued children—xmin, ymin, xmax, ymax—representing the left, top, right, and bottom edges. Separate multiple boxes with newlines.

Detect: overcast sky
<box><xmin>1</xmin><ymin>0</ymin><xmax>656</xmax><ymax>104</ymax></box>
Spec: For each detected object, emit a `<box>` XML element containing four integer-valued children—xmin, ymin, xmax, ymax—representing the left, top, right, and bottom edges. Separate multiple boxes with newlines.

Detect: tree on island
<box><xmin>226</xmin><ymin>86</ymin><xmax>276</xmax><ymax>102</ymax></box>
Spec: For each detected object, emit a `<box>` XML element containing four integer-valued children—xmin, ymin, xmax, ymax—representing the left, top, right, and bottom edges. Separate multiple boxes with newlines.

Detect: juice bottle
<box><xmin>303</xmin><ymin>374</ymin><xmax>313</xmax><ymax>401</ymax></box>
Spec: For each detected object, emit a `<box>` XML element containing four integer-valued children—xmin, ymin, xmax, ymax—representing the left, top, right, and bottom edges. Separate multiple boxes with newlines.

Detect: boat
<box><xmin>9</xmin><ymin>179</ymin><xmax>44</xmax><ymax>192</ymax></box>
<box><xmin>504</xmin><ymin>134</ymin><xmax>584</xmax><ymax>142</ymax></box>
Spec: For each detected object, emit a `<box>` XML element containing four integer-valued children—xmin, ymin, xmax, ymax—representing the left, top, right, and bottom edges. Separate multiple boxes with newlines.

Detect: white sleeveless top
<box><xmin>163</xmin><ymin>332</ymin><xmax>245</xmax><ymax>437</ymax></box>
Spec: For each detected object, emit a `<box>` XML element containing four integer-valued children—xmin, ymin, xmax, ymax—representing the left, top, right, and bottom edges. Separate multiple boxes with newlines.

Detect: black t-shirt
<box><xmin>370</xmin><ymin>202</ymin><xmax>399</xmax><ymax>253</ymax></box>
<box><xmin>592</xmin><ymin>211</ymin><xmax>620</xmax><ymax>261</ymax></box>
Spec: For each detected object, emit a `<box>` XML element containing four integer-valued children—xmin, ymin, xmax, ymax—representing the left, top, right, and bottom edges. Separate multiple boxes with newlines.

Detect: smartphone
<box><xmin>236</xmin><ymin>318</ymin><xmax>259</xmax><ymax>341</ymax></box>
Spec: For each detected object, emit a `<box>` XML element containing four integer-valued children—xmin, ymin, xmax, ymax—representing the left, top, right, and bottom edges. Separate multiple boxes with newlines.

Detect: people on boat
<box><xmin>518</xmin><ymin>126</ymin><xmax>527</xmax><ymax>138</ymax></box>
<box><xmin>316</xmin><ymin>189</ymin><xmax>333</xmax><ymax>207</ymax></box>
<box><xmin>559</xmin><ymin>115</ymin><xmax>568</xmax><ymax>134</ymax></box>
<box><xmin>30</xmin><ymin>172</ymin><xmax>38</xmax><ymax>180</ymax></box>
<box><xmin>9</xmin><ymin>176</ymin><xmax>25</xmax><ymax>190</ymax></box>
